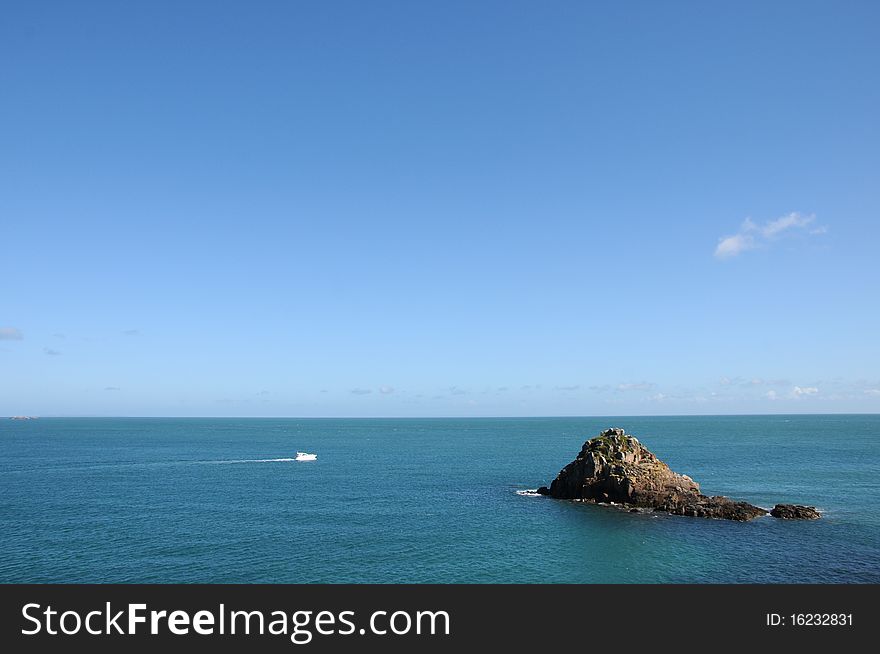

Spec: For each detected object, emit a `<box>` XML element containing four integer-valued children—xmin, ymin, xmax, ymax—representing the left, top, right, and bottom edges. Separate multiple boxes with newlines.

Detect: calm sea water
<box><xmin>1</xmin><ymin>416</ymin><xmax>878</xmax><ymax>583</ymax></box>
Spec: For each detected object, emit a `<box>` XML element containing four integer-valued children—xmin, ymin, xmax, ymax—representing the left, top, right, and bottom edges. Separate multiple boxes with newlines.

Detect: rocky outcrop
<box><xmin>771</xmin><ymin>504</ymin><xmax>821</xmax><ymax>520</ymax></box>
<box><xmin>658</xmin><ymin>495</ymin><xmax>767</xmax><ymax>521</ymax></box>
<box><xmin>539</xmin><ymin>428</ymin><xmax>817</xmax><ymax>521</ymax></box>
<box><xmin>544</xmin><ymin>427</ymin><xmax>701</xmax><ymax>505</ymax></box>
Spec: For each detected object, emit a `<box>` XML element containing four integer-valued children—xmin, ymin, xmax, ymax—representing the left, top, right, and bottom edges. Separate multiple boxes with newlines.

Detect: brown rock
<box><xmin>543</xmin><ymin>428</ymin><xmax>770</xmax><ymax>521</ymax></box>
<box><xmin>770</xmin><ymin>504</ymin><xmax>821</xmax><ymax>520</ymax></box>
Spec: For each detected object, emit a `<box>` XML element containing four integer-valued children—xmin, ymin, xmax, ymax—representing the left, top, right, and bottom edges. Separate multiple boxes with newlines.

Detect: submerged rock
<box><xmin>541</xmin><ymin>428</ymin><xmax>810</xmax><ymax>522</ymax></box>
<box><xmin>770</xmin><ymin>504</ymin><xmax>821</xmax><ymax>520</ymax></box>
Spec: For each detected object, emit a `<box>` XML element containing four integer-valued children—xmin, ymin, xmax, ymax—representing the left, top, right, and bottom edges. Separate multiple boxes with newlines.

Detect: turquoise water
<box><xmin>1</xmin><ymin>416</ymin><xmax>878</xmax><ymax>583</ymax></box>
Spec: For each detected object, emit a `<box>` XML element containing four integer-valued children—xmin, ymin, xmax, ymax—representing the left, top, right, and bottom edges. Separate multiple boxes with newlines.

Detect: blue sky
<box><xmin>2</xmin><ymin>0</ymin><xmax>879</xmax><ymax>417</ymax></box>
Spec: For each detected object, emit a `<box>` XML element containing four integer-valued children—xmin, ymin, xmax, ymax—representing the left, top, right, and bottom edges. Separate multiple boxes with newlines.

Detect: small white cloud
<box><xmin>766</xmin><ymin>390</ymin><xmax>778</xmax><ymax>400</ymax></box>
<box><xmin>617</xmin><ymin>382</ymin><xmax>655</xmax><ymax>392</ymax></box>
<box><xmin>715</xmin><ymin>232</ymin><xmax>756</xmax><ymax>259</ymax></box>
<box><xmin>650</xmin><ymin>393</ymin><xmax>666</xmax><ymax>401</ymax></box>
<box><xmin>792</xmin><ymin>386</ymin><xmax>819</xmax><ymax>398</ymax></box>
<box><xmin>864</xmin><ymin>389</ymin><xmax>880</xmax><ymax>397</ymax></box>
<box><xmin>761</xmin><ymin>212</ymin><xmax>815</xmax><ymax>238</ymax></box>
<box><xmin>43</xmin><ymin>347</ymin><xmax>62</xmax><ymax>356</ymax></box>
<box><xmin>350</xmin><ymin>388</ymin><xmax>372</xmax><ymax>395</ymax></box>
<box><xmin>379</xmin><ymin>385</ymin><xmax>394</xmax><ymax>394</ymax></box>
<box><xmin>0</xmin><ymin>327</ymin><xmax>23</xmax><ymax>340</ymax></box>
<box><xmin>719</xmin><ymin>376</ymin><xmax>765</xmax><ymax>388</ymax></box>
<box><xmin>714</xmin><ymin>212</ymin><xmax>824</xmax><ymax>259</ymax></box>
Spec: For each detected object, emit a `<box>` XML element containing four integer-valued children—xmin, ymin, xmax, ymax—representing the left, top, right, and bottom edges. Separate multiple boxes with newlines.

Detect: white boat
<box><xmin>295</xmin><ymin>452</ymin><xmax>317</xmax><ymax>461</ymax></box>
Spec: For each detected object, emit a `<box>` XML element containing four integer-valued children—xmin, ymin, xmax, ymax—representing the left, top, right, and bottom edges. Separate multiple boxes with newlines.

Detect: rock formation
<box><xmin>536</xmin><ymin>428</ymin><xmax>818</xmax><ymax>521</ymax></box>
<box><xmin>770</xmin><ymin>504</ymin><xmax>821</xmax><ymax>520</ymax></box>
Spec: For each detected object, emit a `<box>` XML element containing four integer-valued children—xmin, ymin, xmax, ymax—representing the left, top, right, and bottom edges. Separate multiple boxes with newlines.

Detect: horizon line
<box><xmin>6</xmin><ymin>411</ymin><xmax>879</xmax><ymax>420</ymax></box>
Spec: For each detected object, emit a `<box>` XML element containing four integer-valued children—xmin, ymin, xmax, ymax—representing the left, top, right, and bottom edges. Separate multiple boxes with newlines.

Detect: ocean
<box><xmin>1</xmin><ymin>415</ymin><xmax>878</xmax><ymax>583</ymax></box>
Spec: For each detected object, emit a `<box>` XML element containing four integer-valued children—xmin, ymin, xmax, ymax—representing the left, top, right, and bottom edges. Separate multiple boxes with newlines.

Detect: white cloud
<box><xmin>791</xmin><ymin>386</ymin><xmax>819</xmax><ymax>398</ymax></box>
<box><xmin>864</xmin><ymin>389</ymin><xmax>880</xmax><ymax>397</ymax></box>
<box><xmin>761</xmin><ymin>212</ymin><xmax>815</xmax><ymax>238</ymax></box>
<box><xmin>714</xmin><ymin>232</ymin><xmax>757</xmax><ymax>259</ymax></box>
<box><xmin>719</xmin><ymin>376</ymin><xmax>767</xmax><ymax>388</ymax></box>
<box><xmin>766</xmin><ymin>390</ymin><xmax>778</xmax><ymax>400</ymax></box>
<box><xmin>714</xmin><ymin>212</ymin><xmax>824</xmax><ymax>259</ymax></box>
<box><xmin>0</xmin><ymin>327</ymin><xmax>23</xmax><ymax>340</ymax></box>
<box><xmin>350</xmin><ymin>388</ymin><xmax>372</xmax><ymax>395</ymax></box>
<box><xmin>616</xmin><ymin>382</ymin><xmax>656</xmax><ymax>392</ymax></box>
<box><xmin>379</xmin><ymin>385</ymin><xmax>394</xmax><ymax>394</ymax></box>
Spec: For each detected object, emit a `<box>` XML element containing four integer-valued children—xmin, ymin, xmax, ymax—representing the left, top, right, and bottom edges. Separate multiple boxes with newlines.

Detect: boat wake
<box><xmin>1</xmin><ymin>457</ymin><xmax>308</xmax><ymax>475</ymax></box>
<box><xmin>203</xmin><ymin>457</ymin><xmax>297</xmax><ymax>464</ymax></box>
<box><xmin>516</xmin><ymin>489</ymin><xmax>543</xmax><ymax>497</ymax></box>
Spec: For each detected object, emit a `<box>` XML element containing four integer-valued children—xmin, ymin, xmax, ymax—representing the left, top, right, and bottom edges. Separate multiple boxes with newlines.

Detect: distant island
<box><xmin>535</xmin><ymin>428</ymin><xmax>820</xmax><ymax>521</ymax></box>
